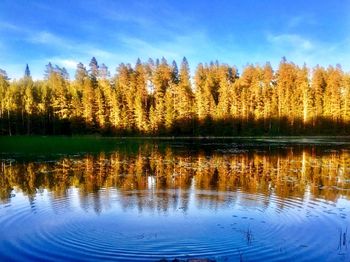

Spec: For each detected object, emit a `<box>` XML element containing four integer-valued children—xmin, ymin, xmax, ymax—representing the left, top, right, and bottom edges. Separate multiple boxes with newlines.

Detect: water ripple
<box><xmin>0</xmin><ymin>189</ymin><xmax>349</xmax><ymax>261</ymax></box>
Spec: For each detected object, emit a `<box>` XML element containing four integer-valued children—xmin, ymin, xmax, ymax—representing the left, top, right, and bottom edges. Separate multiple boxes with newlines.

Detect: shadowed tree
<box><xmin>0</xmin><ymin>69</ymin><xmax>10</xmax><ymax>134</ymax></box>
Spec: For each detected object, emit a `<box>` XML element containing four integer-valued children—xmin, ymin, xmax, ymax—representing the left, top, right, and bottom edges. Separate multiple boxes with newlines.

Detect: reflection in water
<box><xmin>1</xmin><ymin>145</ymin><xmax>350</xmax><ymax>261</ymax></box>
<box><xmin>1</xmin><ymin>147</ymin><xmax>350</xmax><ymax>209</ymax></box>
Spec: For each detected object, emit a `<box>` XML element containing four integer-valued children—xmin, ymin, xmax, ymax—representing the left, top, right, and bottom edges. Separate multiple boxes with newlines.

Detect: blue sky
<box><xmin>0</xmin><ymin>0</ymin><xmax>349</xmax><ymax>79</ymax></box>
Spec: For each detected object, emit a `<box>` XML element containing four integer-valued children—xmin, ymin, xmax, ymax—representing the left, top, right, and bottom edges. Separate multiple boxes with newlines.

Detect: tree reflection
<box><xmin>1</xmin><ymin>146</ymin><xmax>349</xmax><ymax>213</ymax></box>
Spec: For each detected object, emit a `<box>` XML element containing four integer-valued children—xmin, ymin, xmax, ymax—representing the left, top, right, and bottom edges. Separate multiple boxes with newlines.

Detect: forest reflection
<box><xmin>1</xmin><ymin>146</ymin><xmax>350</xmax><ymax>213</ymax></box>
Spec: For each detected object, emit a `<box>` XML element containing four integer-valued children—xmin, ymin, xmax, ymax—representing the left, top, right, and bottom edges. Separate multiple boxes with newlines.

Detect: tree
<box><xmin>324</xmin><ymin>66</ymin><xmax>343</xmax><ymax>123</ymax></box>
<box><xmin>176</xmin><ymin>57</ymin><xmax>193</xmax><ymax>123</ymax></box>
<box><xmin>275</xmin><ymin>58</ymin><xmax>298</xmax><ymax>132</ymax></box>
<box><xmin>115</xmin><ymin>63</ymin><xmax>134</xmax><ymax>132</ymax></box>
<box><xmin>217</xmin><ymin>65</ymin><xmax>235</xmax><ymax>120</ymax></box>
<box><xmin>194</xmin><ymin>63</ymin><xmax>210</xmax><ymax>121</ymax></box>
<box><xmin>342</xmin><ymin>73</ymin><xmax>350</xmax><ymax>124</ymax></box>
<box><xmin>95</xmin><ymin>85</ymin><xmax>106</xmax><ymax>130</ymax></box>
<box><xmin>47</xmin><ymin>65</ymin><xmax>71</xmax><ymax>134</ymax></box>
<box><xmin>151</xmin><ymin>58</ymin><xmax>172</xmax><ymax>132</ymax></box>
<box><xmin>134</xmin><ymin>59</ymin><xmax>149</xmax><ymax>133</ymax></box>
<box><xmin>0</xmin><ymin>69</ymin><xmax>10</xmax><ymax>134</ymax></box>
<box><xmin>99</xmin><ymin>63</ymin><xmax>110</xmax><ymax>80</ymax></box>
<box><xmin>311</xmin><ymin>66</ymin><xmax>326</xmax><ymax>127</ymax></box>
<box><xmin>24</xmin><ymin>64</ymin><xmax>31</xmax><ymax>78</ymax></box>
<box><xmin>81</xmin><ymin>74</ymin><xmax>95</xmax><ymax>130</ymax></box>
<box><xmin>297</xmin><ymin>65</ymin><xmax>310</xmax><ymax>126</ymax></box>
<box><xmin>22</xmin><ymin>75</ymin><xmax>35</xmax><ymax>134</ymax></box>
<box><xmin>89</xmin><ymin>57</ymin><xmax>99</xmax><ymax>88</ymax></box>
<box><xmin>261</xmin><ymin>62</ymin><xmax>275</xmax><ymax>131</ymax></box>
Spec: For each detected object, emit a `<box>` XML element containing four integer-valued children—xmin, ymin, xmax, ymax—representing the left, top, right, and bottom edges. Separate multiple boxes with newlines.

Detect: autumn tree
<box><xmin>176</xmin><ymin>58</ymin><xmax>193</xmax><ymax>127</ymax></box>
<box><xmin>0</xmin><ymin>69</ymin><xmax>10</xmax><ymax>134</ymax></box>
<box><xmin>151</xmin><ymin>58</ymin><xmax>172</xmax><ymax>133</ymax></box>
<box><xmin>134</xmin><ymin>59</ymin><xmax>149</xmax><ymax>133</ymax></box>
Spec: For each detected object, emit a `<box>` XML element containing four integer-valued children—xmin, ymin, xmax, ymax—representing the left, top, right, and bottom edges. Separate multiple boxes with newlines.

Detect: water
<box><xmin>1</xmin><ymin>139</ymin><xmax>350</xmax><ymax>261</ymax></box>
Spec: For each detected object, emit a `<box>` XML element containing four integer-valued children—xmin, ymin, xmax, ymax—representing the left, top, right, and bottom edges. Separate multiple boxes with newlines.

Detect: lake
<box><xmin>1</xmin><ymin>137</ymin><xmax>350</xmax><ymax>261</ymax></box>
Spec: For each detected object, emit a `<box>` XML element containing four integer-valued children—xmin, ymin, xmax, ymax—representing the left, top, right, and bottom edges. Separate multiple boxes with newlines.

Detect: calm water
<box><xmin>1</xmin><ymin>139</ymin><xmax>350</xmax><ymax>261</ymax></box>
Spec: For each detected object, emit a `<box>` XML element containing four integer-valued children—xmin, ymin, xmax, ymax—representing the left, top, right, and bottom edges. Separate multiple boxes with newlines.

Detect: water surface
<box><xmin>1</xmin><ymin>138</ymin><xmax>350</xmax><ymax>261</ymax></box>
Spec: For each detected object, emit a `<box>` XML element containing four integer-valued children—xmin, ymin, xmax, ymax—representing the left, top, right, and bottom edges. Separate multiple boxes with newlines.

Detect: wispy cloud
<box><xmin>267</xmin><ymin>33</ymin><xmax>314</xmax><ymax>51</ymax></box>
<box><xmin>119</xmin><ymin>36</ymin><xmax>181</xmax><ymax>59</ymax></box>
<box><xmin>104</xmin><ymin>11</ymin><xmax>153</xmax><ymax>27</ymax></box>
<box><xmin>25</xmin><ymin>30</ymin><xmax>116</xmax><ymax>62</ymax></box>
<box><xmin>117</xmin><ymin>30</ymin><xmax>212</xmax><ymax>62</ymax></box>
<box><xmin>286</xmin><ymin>15</ymin><xmax>317</xmax><ymax>29</ymax></box>
<box><xmin>53</xmin><ymin>58</ymin><xmax>79</xmax><ymax>69</ymax></box>
<box><xmin>265</xmin><ymin>32</ymin><xmax>350</xmax><ymax>69</ymax></box>
<box><xmin>0</xmin><ymin>21</ymin><xmax>21</xmax><ymax>31</ymax></box>
<box><xmin>28</xmin><ymin>31</ymin><xmax>72</xmax><ymax>49</ymax></box>
<box><xmin>84</xmin><ymin>48</ymin><xmax>114</xmax><ymax>59</ymax></box>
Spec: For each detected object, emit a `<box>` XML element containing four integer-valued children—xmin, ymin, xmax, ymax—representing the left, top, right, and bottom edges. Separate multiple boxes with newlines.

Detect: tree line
<box><xmin>1</xmin><ymin>57</ymin><xmax>350</xmax><ymax>136</ymax></box>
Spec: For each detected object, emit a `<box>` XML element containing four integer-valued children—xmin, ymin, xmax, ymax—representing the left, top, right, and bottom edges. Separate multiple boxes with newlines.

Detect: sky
<box><xmin>0</xmin><ymin>0</ymin><xmax>349</xmax><ymax>80</ymax></box>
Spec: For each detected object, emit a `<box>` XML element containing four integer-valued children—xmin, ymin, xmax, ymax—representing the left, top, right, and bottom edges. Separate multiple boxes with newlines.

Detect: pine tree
<box><xmin>53</xmin><ymin>66</ymin><xmax>71</xmax><ymax>120</ymax></box>
<box><xmin>89</xmin><ymin>57</ymin><xmax>99</xmax><ymax>88</ymax></box>
<box><xmin>164</xmin><ymin>88</ymin><xmax>174</xmax><ymax>131</ymax></box>
<box><xmin>275</xmin><ymin>58</ymin><xmax>298</xmax><ymax>131</ymax></box>
<box><xmin>324</xmin><ymin>66</ymin><xmax>343</xmax><ymax>123</ymax></box>
<box><xmin>24</xmin><ymin>64</ymin><xmax>31</xmax><ymax>78</ymax></box>
<box><xmin>217</xmin><ymin>65</ymin><xmax>235</xmax><ymax>120</ymax></box>
<box><xmin>239</xmin><ymin>65</ymin><xmax>256</xmax><ymax>124</ymax></box>
<box><xmin>176</xmin><ymin>57</ymin><xmax>193</xmax><ymax>123</ymax></box>
<box><xmin>99</xmin><ymin>63</ymin><xmax>110</xmax><ymax>80</ymax></box>
<box><xmin>134</xmin><ymin>59</ymin><xmax>149</xmax><ymax>133</ymax></box>
<box><xmin>152</xmin><ymin>58</ymin><xmax>172</xmax><ymax>132</ymax></box>
<box><xmin>22</xmin><ymin>75</ymin><xmax>35</xmax><ymax>134</ymax></box>
<box><xmin>75</xmin><ymin>63</ymin><xmax>95</xmax><ymax>131</ymax></box>
<box><xmin>311</xmin><ymin>66</ymin><xmax>326</xmax><ymax>127</ymax></box>
<box><xmin>342</xmin><ymin>74</ymin><xmax>350</xmax><ymax>124</ymax></box>
<box><xmin>95</xmin><ymin>86</ymin><xmax>106</xmax><ymax>130</ymax></box>
<box><xmin>194</xmin><ymin>64</ymin><xmax>212</xmax><ymax>121</ymax></box>
<box><xmin>115</xmin><ymin>63</ymin><xmax>134</xmax><ymax>131</ymax></box>
<box><xmin>262</xmin><ymin>62</ymin><xmax>275</xmax><ymax>131</ymax></box>
<box><xmin>297</xmin><ymin>65</ymin><xmax>310</xmax><ymax>126</ymax></box>
<box><xmin>0</xmin><ymin>69</ymin><xmax>10</xmax><ymax>134</ymax></box>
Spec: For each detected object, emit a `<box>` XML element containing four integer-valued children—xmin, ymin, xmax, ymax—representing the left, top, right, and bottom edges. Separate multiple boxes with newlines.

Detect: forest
<box><xmin>0</xmin><ymin>57</ymin><xmax>350</xmax><ymax>136</ymax></box>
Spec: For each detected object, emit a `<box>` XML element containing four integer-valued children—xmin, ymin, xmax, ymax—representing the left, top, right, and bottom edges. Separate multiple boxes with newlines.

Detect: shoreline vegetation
<box><xmin>1</xmin><ymin>57</ymin><xmax>350</xmax><ymax>136</ymax></box>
